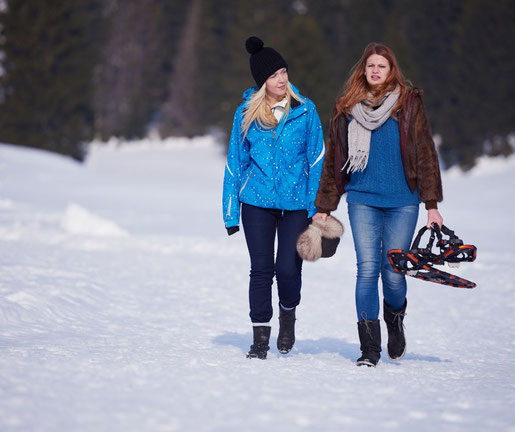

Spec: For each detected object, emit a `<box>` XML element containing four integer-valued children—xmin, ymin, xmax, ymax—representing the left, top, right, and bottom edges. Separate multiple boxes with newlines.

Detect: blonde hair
<box><xmin>241</xmin><ymin>82</ymin><xmax>304</xmax><ymax>140</ymax></box>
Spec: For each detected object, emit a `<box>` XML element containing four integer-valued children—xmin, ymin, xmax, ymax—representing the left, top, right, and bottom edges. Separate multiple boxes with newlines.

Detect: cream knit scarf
<box><xmin>344</xmin><ymin>87</ymin><xmax>400</xmax><ymax>173</ymax></box>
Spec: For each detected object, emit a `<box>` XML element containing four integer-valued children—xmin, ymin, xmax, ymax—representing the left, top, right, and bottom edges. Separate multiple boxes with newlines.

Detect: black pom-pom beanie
<box><xmin>245</xmin><ymin>36</ymin><xmax>288</xmax><ymax>88</ymax></box>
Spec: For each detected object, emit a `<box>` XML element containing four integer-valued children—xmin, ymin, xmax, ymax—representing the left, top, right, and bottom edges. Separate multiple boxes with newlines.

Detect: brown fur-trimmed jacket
<box><xmin>315</xmin><ymin>88</ymin><xmax>443</xmax><ymax>213</ymax></box>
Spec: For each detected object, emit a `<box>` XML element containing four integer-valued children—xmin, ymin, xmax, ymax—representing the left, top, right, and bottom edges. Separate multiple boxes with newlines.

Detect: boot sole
<box><xmin>277</xmin><ymin>339</ymin><xmax>295</xmax><ymax>354</ymax></box>
<box><xmin>246</xmin><ymin>353</ymin><xmax>267</xmax><ymax>360</ymax></box>
<box><xmin>388</xmin><ymin>343</ymin><xmax>407</xmax><ymax>361</ymax></box>
<box><xmin>356</xmin><ymin>359</ymin><xmax>377</xmax><ymax>367</ymax></box>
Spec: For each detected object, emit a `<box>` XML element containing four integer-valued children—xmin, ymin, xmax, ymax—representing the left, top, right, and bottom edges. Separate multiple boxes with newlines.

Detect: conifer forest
<box><xmin>0</xmin><ymin>0</ymin><xmax>513</xmax><ymax>168</ymax></box>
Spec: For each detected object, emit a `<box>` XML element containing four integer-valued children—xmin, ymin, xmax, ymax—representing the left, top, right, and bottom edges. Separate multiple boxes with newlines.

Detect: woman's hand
<box><xmin>426</xmin><ymin>208</ymin><xmax>443</xmax><ymax>228</ymax></box>
<box><xmin>313</xmin><ymin>212</ymin><xmax>328</xmax><ymax>222</ymax></box>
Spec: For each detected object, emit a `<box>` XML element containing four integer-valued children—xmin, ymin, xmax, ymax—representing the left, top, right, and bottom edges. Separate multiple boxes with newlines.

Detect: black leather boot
<box><xmin>247</xmin><ymin>326</ymin><xmax>271</xmax><ymax>359</ymax></box>
<box><xmin>356</xmin><ymin>319</ymin><xmax>382</xmax><ymax>367</ymax></box>
<box><xmin>383</xmin><ymin>299</ymin><xmax>407</xmax><ymax>361</ymax></box>
<box><xmin>277</xmin><ymin>304</ymin><xmax>296</xmax><ymax>354</ymax></box>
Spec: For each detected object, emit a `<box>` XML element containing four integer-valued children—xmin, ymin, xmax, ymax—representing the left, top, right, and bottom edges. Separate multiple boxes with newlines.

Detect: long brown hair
<box><xmin>334</xmin><ymin>42</ymin><xmax>411</xmax><ymax>120</ymax></box>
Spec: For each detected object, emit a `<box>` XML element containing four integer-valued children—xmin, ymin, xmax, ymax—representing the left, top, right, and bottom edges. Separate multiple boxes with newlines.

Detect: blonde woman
<box><xmin>222</xmin><ymin>36</ymin><xmax>325</xmax><ymax>359</ymax></box>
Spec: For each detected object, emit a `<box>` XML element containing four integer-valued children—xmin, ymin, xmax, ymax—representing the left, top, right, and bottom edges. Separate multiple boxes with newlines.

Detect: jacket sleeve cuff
<box><xmin>424</xmin><ymin>200</ymin><xmax>437</xmax><ymax>210</ymax></box>
<box><xmin>226</xmin><ymin>226</ymin><xmax>240</xmax><ymax>236</ymax></box>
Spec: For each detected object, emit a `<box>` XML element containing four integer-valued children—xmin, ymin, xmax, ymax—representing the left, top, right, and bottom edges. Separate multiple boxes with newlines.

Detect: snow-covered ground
<box><xmin>0</xmin><ymin>138</ymin><xmax>514</xmax><ymax>432</ymax></box>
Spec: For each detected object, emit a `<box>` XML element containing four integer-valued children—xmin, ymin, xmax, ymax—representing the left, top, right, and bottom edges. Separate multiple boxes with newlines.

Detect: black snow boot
<box><xmin>277</xmin><ymin>304</ymin><xmax>296</xmax><ymax>354</ymax></box>
<box><xmin>356</xmin><ymin>319</ymin><xmax>382</xmax><ymax>367</ymax></box>
<box><xmin>383</xmin><ymin>299</ymin><xmax>407</xmax><ymax>361</ymax></box>
<box><xmin>247</xmin><ymin>326</ymin><xmax>271</xmax><ymax>359</ymax></box>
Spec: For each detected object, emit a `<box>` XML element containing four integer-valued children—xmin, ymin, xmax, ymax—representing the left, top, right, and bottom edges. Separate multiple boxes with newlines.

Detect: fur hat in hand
<box><xmin>296</xmin><ymin>215</ymin><xmax>344</xmax><ymax>261</ymax></box>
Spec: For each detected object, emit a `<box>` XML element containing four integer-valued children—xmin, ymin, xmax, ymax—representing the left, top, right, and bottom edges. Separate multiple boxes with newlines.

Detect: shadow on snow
<box><xmin>213</xmin><ymin>332</ymin><xmax>450</xmax><ymax>364</ymax></box>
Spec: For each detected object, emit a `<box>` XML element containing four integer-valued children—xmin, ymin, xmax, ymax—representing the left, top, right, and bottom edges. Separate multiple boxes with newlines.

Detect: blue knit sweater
<box><xmin>346</xmin><ymin>117</ymin><xmax>420</xmax><ymax>207</ymax></box>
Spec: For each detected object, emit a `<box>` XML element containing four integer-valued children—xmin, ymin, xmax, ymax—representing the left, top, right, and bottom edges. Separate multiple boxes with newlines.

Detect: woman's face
<box><xmin>364</xmin><ymin>54</ymin><xmax>391</xmax><ymax>87</ymax></box>
<box><xmin>265</xmin><ymin>68</ymin><xmax>288</xmax><ymax>100</ymax></box>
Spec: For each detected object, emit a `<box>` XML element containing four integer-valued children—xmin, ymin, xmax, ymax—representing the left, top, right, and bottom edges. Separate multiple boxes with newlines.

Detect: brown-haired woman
<box><xmin>313</xmin><ymin>42</ymin><xmax>443</xmax><ymax>367</ymax></box>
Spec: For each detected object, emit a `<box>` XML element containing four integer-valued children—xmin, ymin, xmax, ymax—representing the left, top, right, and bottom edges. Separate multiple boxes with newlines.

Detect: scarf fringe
<box><xmin>342</xmin><ymin>154</ymin><xmax>369</xmax><ymax>173</ymax></box>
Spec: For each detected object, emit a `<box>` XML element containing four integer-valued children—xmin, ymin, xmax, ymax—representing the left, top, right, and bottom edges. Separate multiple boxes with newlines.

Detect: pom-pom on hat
<box><xmin>245</xmin><ymin>36</ymin><xmax>288</xmax><ymax>88</ymax></box>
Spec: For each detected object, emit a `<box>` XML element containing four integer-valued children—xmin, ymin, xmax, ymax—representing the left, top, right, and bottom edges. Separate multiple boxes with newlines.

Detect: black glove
<box><xmin>226</xmin><ymin>226</ymin><xmax>240</xmax><ymax>236</ymax></box>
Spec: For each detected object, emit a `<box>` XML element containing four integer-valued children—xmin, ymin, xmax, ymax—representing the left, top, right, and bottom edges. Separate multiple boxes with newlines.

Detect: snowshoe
<box><xmin>387</xmin><ymin>224</ymin><xmax>477</xmax><ymax>289</ymax></box>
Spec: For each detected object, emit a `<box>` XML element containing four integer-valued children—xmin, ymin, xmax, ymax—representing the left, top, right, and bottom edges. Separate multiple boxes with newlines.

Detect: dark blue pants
<box><xmin>241</xmin><ymin>203</ymin><xmax>309</xmax><ymax>323</ymax></box>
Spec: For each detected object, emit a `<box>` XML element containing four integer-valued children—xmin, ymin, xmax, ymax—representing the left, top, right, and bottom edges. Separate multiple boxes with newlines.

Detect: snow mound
<box><xmin>61</xmin><ymin>203</ymin><xmax>128</xmax><ymax>237</ymax></box>
<box><xmin>87</xmin><ymin>134</ymin><xmax>218</xmax><ymax>154</ymax></box>
<box><xmin>445</xmin><ymin>152</ymin><xmax>515</xmax><ymax>178</ymax></box>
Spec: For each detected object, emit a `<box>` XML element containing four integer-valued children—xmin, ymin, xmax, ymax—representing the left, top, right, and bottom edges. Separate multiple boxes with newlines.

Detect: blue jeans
<box><xmin>241</xmin><ymin>203</ymin><xmax>309</xmax><ymax>323</ymax></box>
<box><xmin>348</xmin><ymin>203</ymin><xmax>419</xmax><ymax>321</ymax></box>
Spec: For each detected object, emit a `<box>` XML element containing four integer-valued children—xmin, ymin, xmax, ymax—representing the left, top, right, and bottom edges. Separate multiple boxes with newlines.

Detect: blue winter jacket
<box><xmin>223</xmin><ymin>84</ymin><xmax>325</xmax><ymax>229</ymax></box>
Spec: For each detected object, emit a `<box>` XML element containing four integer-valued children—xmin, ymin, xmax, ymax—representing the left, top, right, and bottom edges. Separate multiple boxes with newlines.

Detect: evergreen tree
<box><xmin>393</xmin><ymin>0</ymin><xmax>464</xmax><ymax>166</ymax></box>
<box><xmin>306</xmin><ymin>0</ymin><xmax>352</xmax><ymax>89</ymax></box>
<box><xmin>284</xmin><ymin>8</ymin><xmax>336</xmax><ymax>129</ymax></box>
<box><xmin>159</xmin><ymin>0</ymin><xmax>202</xmax><ymax>138</ymax></box>
<box><xmin>340</xmin><ymin>0</ymin><xmax>389</xmax><ymax>72</ymax></box>
<box><xmin>198</xmin><ymin>0</ymin><xmax>289</xmax><ymax>137</ymax></box>
<box><xmin>382</xmin><ymin>4</ymin><xmax>418</xmax><ymax>84</ymax></box>
<box><xmin>0</xmin><ymin>0</ymin><xmax>102</xmax><ymax>160</ymax></box>
<box><xmin>93</xmin><ymin>0</ymin><xmax>169</xmax><ymax>140</ymax></box>
<box><xmin>1</xmin><ymin>0</ymin><xmax>512</xmax><ymax>168</ymax></box>
<box><xmin>440</xmin><ymin>0</ymin><xmax>515</xmax><ymax>168</ymax></box>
